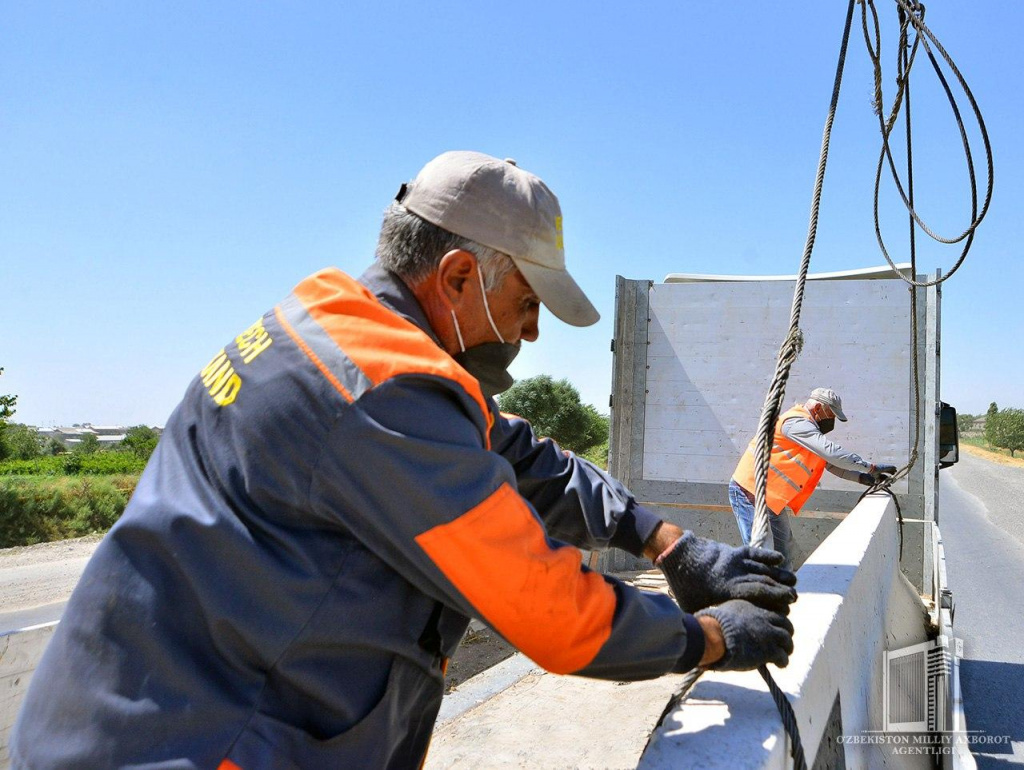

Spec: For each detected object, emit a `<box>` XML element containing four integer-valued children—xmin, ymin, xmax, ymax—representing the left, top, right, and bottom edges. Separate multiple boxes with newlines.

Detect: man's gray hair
<box><xmin>375</xmin><ymin>203</ymin><xmax>517</xmax><ymax>291</ymax></box>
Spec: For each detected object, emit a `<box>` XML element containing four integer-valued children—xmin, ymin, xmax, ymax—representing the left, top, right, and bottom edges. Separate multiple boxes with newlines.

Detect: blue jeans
<box><xmin>729</xmin><ymin>479</ymin><xmax>793</xmax><ymax>570</ymax></box>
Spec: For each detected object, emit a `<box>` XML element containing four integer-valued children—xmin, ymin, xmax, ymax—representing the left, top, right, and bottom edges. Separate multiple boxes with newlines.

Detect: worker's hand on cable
<box><xmin>656</xmin><ymin>531</ymin><xmax>797</xmax><ymax>615</ymax></box>
<box><xmin>857</xmin><ymin>472</ymin><xmax>877</xmax><ymax>486</ymax></box>
<box><xmin>872</xmin><ymin>463</ymin><xmax>898</xmax><ymax>479</ymax></box>
<box><xmin>695</xmin><ymin>600</ymin><xmax>794</xmax><ymax>670</ymax></box>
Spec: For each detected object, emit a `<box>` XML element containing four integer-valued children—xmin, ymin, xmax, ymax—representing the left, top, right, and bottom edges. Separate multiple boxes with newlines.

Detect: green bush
<box><xmin>0</xmin><ymin>422</ymin><xmax>43</xmax><ymax>460</ymax></box>
<box><xmin>0</xmin><ymin>475</ymin><xmax>138</xmax><ymax>547</ymax></box>
<box><xmin>0</xmin><ymin>452</ymin><xmax>147</xmax><ymax>476</ymax></box>
<box><xmin>0</xmin><ymin>455</ymin><xmax>64</xmax><ymax>476</ymax></box>
<box><xmin>62</xmin><ymin>454</ymin><xmax>83</xmax><ymax>474</ymax></box>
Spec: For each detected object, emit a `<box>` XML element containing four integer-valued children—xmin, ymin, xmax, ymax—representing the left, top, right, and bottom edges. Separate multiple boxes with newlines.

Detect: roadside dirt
<box><xmin>961</xmin><ymin>442</ymin><xmax>1024</xmax><ymax>468</ymax></box>
<box><xmin>0</xmin><ymin>534</ymin><xmax>104</xmax><ymax>612</ymax></box>
<box><xmin>0</xmin><ymin>534</ymin><xmax>104</xmax><ymax>569</ymax></box>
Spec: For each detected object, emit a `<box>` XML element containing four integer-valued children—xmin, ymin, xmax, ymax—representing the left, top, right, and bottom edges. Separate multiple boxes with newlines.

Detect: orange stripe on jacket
<box><xmin>292</xmin><ymin>269</ymin><xmax>493</xmax><ymax>443</ymax></box>
<box><xmin>415</xmin><ymin>482</ymin><xmax>616</xmax><ymax>675</ymax></box>
<box><xmin>218</xmin><ymin>760</ymin><xmax>243</xmax><ymax>770</ymax></box>
<box><xmin>274</xmin><ymin>305</ymin><xmax>355</xmax><ymax>403</ymax></box>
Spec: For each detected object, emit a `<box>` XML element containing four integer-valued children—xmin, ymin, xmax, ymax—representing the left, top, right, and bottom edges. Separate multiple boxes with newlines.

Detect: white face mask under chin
<box><xmin>450</xmin><ymin>264</ymin><xmax>506</xmax><ymax>352</ymax></box>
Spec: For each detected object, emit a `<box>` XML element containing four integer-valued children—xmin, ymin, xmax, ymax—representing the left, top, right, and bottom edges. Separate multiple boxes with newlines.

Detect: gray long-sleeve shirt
<box><xmin>780</xmin><ymin>415</ymin><xmax>873</xmax><ymax>483</ymax></box>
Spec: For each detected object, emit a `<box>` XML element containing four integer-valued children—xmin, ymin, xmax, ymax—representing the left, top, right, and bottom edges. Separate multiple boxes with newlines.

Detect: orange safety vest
<box><xmin>732</xmin><ymin>405</ymin><xmax>827</xmax><ymax>515</ymax></box>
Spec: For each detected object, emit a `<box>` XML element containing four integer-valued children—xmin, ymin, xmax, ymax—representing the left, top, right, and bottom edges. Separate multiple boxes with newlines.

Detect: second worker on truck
<box><xmin>731</xmin><ymin>387</ymin><xmax>898</xmax><ymax>569</ymax></box>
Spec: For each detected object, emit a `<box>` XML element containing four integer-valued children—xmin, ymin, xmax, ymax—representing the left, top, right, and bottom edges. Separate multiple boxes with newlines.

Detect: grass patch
<box><xmin>0</xmin><ymin>474</ymin><xmax>139</xmax><ymax>548</ymax></box>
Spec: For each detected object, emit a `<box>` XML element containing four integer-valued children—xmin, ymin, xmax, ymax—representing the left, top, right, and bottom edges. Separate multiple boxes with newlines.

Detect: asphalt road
<box><xmin>941</xmin><ymin>451</ymin><xmax>1024</xmax><ymax>766</ymax></box>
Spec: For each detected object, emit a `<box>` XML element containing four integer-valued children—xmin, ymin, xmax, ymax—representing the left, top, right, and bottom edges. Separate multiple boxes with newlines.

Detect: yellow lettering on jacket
<box><xmin>212</xmin><ymin>373</ymin><xmax>242</xmax><ymax>406</ymax></box>
<box><xmin>236</xmin><ymin>319</ymin><xmax>273</xmax><ymax>365</ymax></box>
<box><xmin>199</xmin><ymin>349</ymin><xmax>241</xmax><ymax>407</ymax></box>
<box><xmin>201</xmin><ymin>352</ymin><xmax>229</xmax><ymax>385</ymax></box>
<box><xmin>198</xmin><ymin>320</ymin><xmax>273</xmax><ymax>408</ymax></box>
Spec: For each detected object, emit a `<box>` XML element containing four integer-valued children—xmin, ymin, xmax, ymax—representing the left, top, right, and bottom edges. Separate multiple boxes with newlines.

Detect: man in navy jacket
<box><xmin>12</xmin><ymin>151</ymin><xmax>796</xmax><ymax>769</ymax></box>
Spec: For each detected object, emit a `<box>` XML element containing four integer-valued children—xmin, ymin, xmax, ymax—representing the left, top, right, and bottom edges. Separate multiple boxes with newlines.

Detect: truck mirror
<box><xmin>939</xmin><ymin>402</ymin><xmax>959</xmax><ymax>469</ymax></box>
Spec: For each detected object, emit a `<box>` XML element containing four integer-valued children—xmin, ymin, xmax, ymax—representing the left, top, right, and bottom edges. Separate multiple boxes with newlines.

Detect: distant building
<box><xmin>963</xmin><ymin>416</ymin><xmax>985</xmax><ymax>439</ymax></box>
<box><xmin>32</xmin><ymin>424</ymin><xmax>163</xmax><ymax>448</ymax></box>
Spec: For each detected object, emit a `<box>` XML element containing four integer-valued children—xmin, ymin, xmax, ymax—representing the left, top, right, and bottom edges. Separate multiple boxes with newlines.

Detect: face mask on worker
<box><xmin>450</xmin><ymin>265</ymin><xmax>521</xmax><ymax>399</ymax></box>
<box><xmin>816</xmin><ymin>413</ymin><xmax>836</xmax><ymax>434</ymax></box>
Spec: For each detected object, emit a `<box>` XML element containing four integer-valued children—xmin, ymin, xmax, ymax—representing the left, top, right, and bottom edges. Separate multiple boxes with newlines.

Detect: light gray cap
<box><xmin>396</xmin><ymin>151</ymin><xmax>600</xmax><ymax>327</ymax></box>
<box><xmin>809</xmin><ymin>387</ymin><xmax>848</xmax><ymax>421</ymax></box>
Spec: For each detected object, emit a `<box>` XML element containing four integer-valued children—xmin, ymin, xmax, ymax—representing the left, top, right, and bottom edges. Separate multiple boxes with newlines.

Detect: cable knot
<box><xmin>782</xmin><ymin>327</ymin><xmax>804</xmax><ymax>363</ymax></box>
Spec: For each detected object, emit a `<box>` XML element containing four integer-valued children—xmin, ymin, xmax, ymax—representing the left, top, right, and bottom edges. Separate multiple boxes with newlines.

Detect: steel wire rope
<box><xmin>859</xmin><ymin>0</ymin><xmax>984</xmax><ymax>512</ymax></box>
<box><xmin>648</xmin><ymin>2</ymin><xmax>992</xmax><ymax>765</ymax></box>
<box><xmin>745</xmin><ymin>2</ymin><xmax>863</xmax><ymax>766</ymax></box>
<box><xmin>862</xmin><ymin>0</ymin><xmax>993</xmax><ymax>287</ymax></box>
<box><xmin>647</xmin><ymin>5</ymin><xmax>859</xmax><ymax>768</ymax></box>
<box><xmin>860</xmin><ymin>3</ymin><xmax>924</xmax><ymax>527</ymax></box>
<box><xmin>856</xmin><ymin>1</ymin><xmax>995</xmax><ymax>586</ymax></box>
<box><xmin>751</xmin><ymin>12</ymin><xmax>989</xmax><ymax>755</ymax></box>
<box><xmin>858</xmin><ymin>3</ymin><xmax>928</xmax><ymax>553</ymax></box>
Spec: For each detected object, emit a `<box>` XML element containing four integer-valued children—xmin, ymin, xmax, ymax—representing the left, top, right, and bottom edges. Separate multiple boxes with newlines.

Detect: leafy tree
<box><xmin>122</xmin><ymin>425</ymin><xmax>159</xmax><ymax>460</ymax></box>
<box><xmin>0</xmin><ymin>367</ymin><xmax>15</xmax><ymax>422</ymax></box>
<box><xmin>43</xmin><ymin>437</ymin><xmax>65</xmax><ymax>456</ymax></box>
<box><xmin>956</xmin><ymin>413</ymin><xmax>975</xmax><ymax>434</ymax></box>
<box><xmin>988</xmin><ymin>408</ymin><xmax>1024</xmax><ymax>457</ymax></box>
<box><xmin>0</xmin><ymin>423</ymin><xmax>43</xmax><ymax>460</ymax></box>
<box><xmin>0</xmin><ymin>368</ymin><xmax>18</xmax><ymax>461</ymax></box>
<box><xmin>498</xmin><ymin>375</ymin><xmax>609</xmax><ymax>456</ymax></box>
<box><xmin>73</xmin><ymin>433</ymin><xmax>101</xmax><ymax>455</ymax></box>
<box><xmin>985</xmin><ymin>402</ymin><xmax>1000</xmax><ymax>446</ymax></box>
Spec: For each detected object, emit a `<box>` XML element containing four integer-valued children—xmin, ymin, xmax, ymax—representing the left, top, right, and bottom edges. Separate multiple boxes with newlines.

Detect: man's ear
<box><xmin>436</xmin><ymin>250</ymin><xmax>478</xmax><ymax>310</ymax></box>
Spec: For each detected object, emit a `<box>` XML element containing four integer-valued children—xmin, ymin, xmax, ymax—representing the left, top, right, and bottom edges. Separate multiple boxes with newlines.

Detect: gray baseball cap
<box><xmin>809</xmin><ymin>387</ymin><xmax>848</xmax><ymax>421</ymax></box>
<box><xmin>396</xmin><ymin>151</ymin><xmax>600</xmax><ymax>327</ymax></box>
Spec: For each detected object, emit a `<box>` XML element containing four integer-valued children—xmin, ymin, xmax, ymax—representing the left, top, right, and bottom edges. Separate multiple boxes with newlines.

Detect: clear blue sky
<box><xmin>2</xmin><ymin>2</ymin><xmax>1019</xmax><ymax>427</ymax></box>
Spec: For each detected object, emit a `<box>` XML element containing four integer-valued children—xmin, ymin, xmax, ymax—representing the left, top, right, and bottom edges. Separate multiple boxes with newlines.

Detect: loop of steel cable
<box><xmin>860</xmin><ymin>1</ymin><xmax>935</xmax><ymax>532</ymax></box>
<box><xmin>862</xmin><ymin>0</ymin><xmax>992</xmax><ymax>287</ymax></box>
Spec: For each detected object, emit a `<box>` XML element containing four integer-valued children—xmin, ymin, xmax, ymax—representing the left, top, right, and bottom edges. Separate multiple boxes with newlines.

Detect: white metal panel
<box><xmin>641</xmin><ymin>278</ymin><xmax>911</xmax><ymax>493</ymax></box>
<box><xmin>663</xmin><ymin>262</ymin><xmax>914</xmax><ymax>283</ymax></box>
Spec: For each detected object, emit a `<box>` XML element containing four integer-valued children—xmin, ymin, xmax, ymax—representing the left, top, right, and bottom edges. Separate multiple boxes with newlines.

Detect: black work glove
<box><xmin>697</xmin><ymin>600</ymin><xmax>795</xmax><ymax>671</ymax></box>
<box><xmin>873</xmin><ymin>463</ymin><xmax>898</xmax><ymax>479</ymax></box>
<box><xmin>656</xmin><ymin>531</ymin><xmax>797</xmax><ymax>615</ymax></box>
<box><xmin>857</xmin><ymin>472</ymin><xmax>876</xmax><ymax>486</ymax></box>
